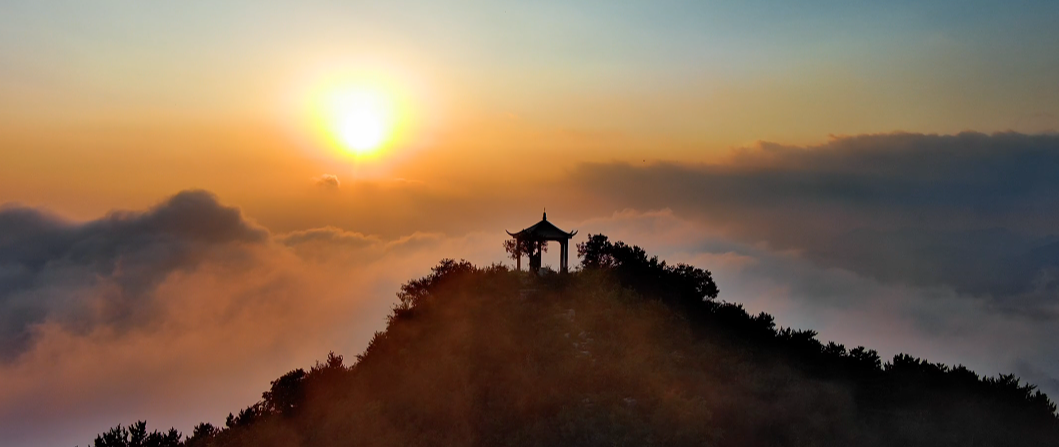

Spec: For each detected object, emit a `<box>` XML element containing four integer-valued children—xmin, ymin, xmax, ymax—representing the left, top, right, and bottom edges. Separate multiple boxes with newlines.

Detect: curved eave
<box><xmin>507</xmin><ymin>231</ymin><xmax>578</xmax><ymax>240</ymax></box>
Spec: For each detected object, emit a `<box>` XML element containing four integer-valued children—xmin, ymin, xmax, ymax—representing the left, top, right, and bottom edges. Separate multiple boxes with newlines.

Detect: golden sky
<box><xmin>2</xmin><ymin>1</ymin><xmax>1057</xmax><ymax>226</ymax></box>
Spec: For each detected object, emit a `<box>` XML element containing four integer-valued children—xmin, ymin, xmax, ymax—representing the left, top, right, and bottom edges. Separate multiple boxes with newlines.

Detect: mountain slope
<box><xmin>92</xmin><ymin>236</ymin><xmax>1059</xmax><ymax>447</ymax></box>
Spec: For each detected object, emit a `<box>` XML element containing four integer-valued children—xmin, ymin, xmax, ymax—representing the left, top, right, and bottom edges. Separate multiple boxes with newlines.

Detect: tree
<box><xmin>183</xmin><ymin>423</ymin><xmax>219</xmax><ymax>447</ymax></box>
<box><xmin>577</xmin><ymin>233</ymin><xmax>719</xmax><ymax>303</ymax></box>
<box><xmin>576</xmin><ymin>234</ymin><xmax>620</xmax><ymax>269</ymax></box>
<box><xmin>503</xmin><ymin>237</ymin><xmax>548</xmax><ymax>271</ymax></box>
<box><xmin>397</xmin><ymin>259</ymin><xmax>477</xmax><ymax>309</ymax></box>
<box><xmin>91</xmin><ymin>421</ymin><xmax>180</xmax><ymax>447</ymax></box>
<box><xmin>262</xmin><ymin>369</ymin><xmax>307</xmax><ymax>417</ymax></box>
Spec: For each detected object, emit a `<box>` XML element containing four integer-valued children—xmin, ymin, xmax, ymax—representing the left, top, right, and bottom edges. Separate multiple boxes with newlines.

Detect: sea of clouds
<box><xmin>3</xmin><ymin>132</ymin><xmax>1059</xmax><ymax>446</ymax></box>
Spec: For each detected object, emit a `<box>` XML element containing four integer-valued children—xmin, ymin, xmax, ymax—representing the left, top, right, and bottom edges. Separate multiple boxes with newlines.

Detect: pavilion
<box><xmin>507</xmin><ymin>211</ymin><xmax>577</xmax><ymax>273</ymax></box>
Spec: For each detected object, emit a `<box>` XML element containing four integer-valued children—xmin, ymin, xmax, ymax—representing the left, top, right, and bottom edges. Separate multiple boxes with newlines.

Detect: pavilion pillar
<box><xmin>561</xmin><ymin>240</ymin><xmax>569</xmax><ymax>273</ymax></box>
<box><xmin>558</xmin><ymin>242</ymin><xmax>563</xmax><ymax>272</ymax></box>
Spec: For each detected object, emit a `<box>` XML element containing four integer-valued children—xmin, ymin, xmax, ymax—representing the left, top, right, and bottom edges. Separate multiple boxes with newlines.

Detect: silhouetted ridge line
<box><xmin>86</xmin><ymin>234</ymin><xmax>1059</xmax><ymax>447</ymax></box>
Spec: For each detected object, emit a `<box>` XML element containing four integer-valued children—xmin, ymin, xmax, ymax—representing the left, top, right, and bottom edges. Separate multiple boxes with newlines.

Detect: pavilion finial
<box><xmin>543</xmin><ymin>208</ymin><xmax>547</xmax><ymax>221</ymax></box>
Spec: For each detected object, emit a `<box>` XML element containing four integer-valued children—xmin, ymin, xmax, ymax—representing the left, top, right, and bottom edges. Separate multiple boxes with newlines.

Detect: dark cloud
<box><xmin>571</xmin><ymin>132</ymin><xmax>1059</xmax><ymax>302</ymax></box>
<box><xmin>1014</xmin><ymin>360</ymin><xmax>1059</xmax><ymax>401</ymax></box>
<box><xmin>0</xmin><ymin>190</ymin><xmax>266</xmax><ymax>358</ymax></box>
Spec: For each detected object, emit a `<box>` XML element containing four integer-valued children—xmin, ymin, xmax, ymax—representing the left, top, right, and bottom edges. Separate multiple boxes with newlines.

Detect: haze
<box><xmin>2</xmin><ymin>1</ymin><xmax>1059</xmax><ymax>446</ymax></box>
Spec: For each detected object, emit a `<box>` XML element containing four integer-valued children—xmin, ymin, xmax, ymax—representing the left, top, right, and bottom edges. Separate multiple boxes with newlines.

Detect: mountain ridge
<box><xmin>87</xmin><ymin>235</ymin><xmax>1059</xmax><ymax>447</ymax></box>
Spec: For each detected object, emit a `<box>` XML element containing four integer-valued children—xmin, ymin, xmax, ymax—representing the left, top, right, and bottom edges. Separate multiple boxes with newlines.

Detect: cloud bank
<box><xmin>0</xmin><ymin>190</ymin><xmax>503</xmax><ymax>447</ymax></box>
<box><xmin>579</xmin><ymin>208</ymin><xmax>1059</xmax><ymax>416</ymax></box>
<box><xmin>5</xmin><ymin>131</ymin><xmax>1059</xmax><ymax>447</ymax></box>
<box><xmin>0</xmin><ymin>190</ymin><xmax>267</xmax><ymax>358</ymax></box>
<box><xmin>564</xmin><ymin>132</ymin><xmax>1059</xmax><ymax>410</ymax></box>
<box><xmin>573</xmin><ymin>132</ymin><xmax>1059</xmax><ymax>303</ymax></box>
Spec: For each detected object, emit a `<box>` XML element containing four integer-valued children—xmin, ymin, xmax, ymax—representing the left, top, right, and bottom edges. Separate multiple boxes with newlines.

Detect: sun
<box><xmin>293</xmin><ymin>67</ymin><xmax>418</xmax><ymax>162</ymax></box>
<box><xmin>324</xmin><ymin>86</ymin><xmax>395</xmax><ymax>155</ymax></box>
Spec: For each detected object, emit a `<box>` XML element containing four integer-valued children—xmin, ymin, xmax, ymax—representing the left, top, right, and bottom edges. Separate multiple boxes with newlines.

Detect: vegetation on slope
<box><xmin>89</xmin><ymin>235</ymin><xmax>1059</xmax><ymax>447</ymax></box>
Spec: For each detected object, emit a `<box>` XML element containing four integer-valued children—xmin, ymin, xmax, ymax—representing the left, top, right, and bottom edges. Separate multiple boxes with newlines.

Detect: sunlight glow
<box><xmin>325</xmin><ymin>86</ymin><xmax>395</xmax><ymax>155</ymax></box>
<box><xmin>288</xmin><ymin>62</ymin><xmax>429</xmax><ymax>167</ymax></box>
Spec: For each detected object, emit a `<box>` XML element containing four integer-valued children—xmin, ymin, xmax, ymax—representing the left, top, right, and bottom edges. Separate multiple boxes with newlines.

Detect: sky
<box><xmin>2</xmin><ymin>1</ymin><xmax>1059</xmax><ymax>446</ymax></box>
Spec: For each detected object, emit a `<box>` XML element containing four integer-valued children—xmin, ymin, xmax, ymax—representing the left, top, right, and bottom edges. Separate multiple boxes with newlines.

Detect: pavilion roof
<box><xmin>507</xmin><ymin>212</ymin><xmax>577</xmax><ymax>241</ymax></box>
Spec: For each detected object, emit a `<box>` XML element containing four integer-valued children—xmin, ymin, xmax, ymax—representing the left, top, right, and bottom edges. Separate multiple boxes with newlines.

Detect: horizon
<box><xmin>3</xmin><ymin>1</ymin><xmax>1059</xmax><ymax>446</ymax></box>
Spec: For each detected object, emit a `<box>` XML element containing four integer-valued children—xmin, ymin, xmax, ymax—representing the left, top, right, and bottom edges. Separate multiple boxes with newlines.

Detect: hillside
<box><xmin>90</xmin><ymin>235</ymin><xmax>1059</xmax><ymax>447</ymax></box>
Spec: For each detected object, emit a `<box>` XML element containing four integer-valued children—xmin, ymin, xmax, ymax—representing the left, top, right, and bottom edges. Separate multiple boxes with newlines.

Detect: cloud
<box><xmin>7</xmin><ymin>132</ymin><xmax>1059</xmax><ymax>447</ymax></box>
<box><xmin>0</xmin><ymin>190</ymin><xmax>517</xmax><ymax>447</ymax></box>
<box><xmin>0</xmin><ymin>190</ymin><xmax>266</xmax><ymax>359</ymax></box>
<box><xmin>557</xmin><ymin>133</ymin><xmax>1059</xmax><ymax>404</ymax></box>
<box><xmin>568</xmin><ymin>208</ymin><xmax>1059</xmax><ymax>402</ymax></box>
<box><xmin>570</xmin><ymin>132</ymin><xmax>1059</xmax><ymax>302</ymax></box>
<box><xmin>313</xmin><ymin>174</ymin><xmax>340</xmax><ymax>189</ymax></box>
<box><xmin>277</xmin><ymin>226</ymin><xmax>379</xmax><ymax>259</ymax></box>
